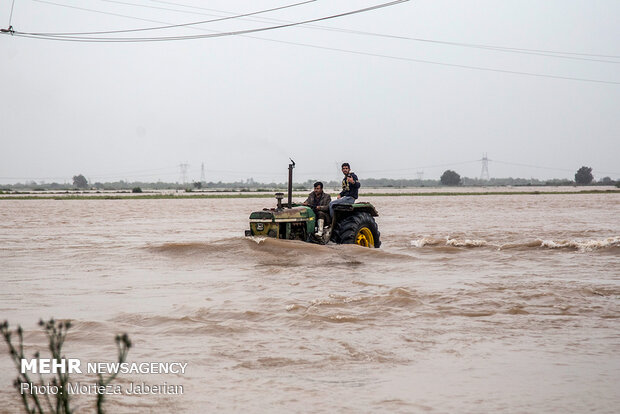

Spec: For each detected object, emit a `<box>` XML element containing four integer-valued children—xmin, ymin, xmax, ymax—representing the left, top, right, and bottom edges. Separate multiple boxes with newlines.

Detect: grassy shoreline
<box><xmin>1</xmin><ymin>189</ymin><xmax>618</xmax><ymax>200</ymax></box>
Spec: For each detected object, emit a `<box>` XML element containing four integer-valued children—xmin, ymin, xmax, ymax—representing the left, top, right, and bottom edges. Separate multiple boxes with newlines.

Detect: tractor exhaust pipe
<box><xmin>288</xmin><ymin>158</ymin><xmax>295</xmax><ymax>208</ymax></box>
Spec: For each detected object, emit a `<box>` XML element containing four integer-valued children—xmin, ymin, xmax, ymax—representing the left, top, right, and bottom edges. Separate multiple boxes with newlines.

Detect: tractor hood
<box><xmin>247</xmin><ymin>206</ymin><xmax>315</xmax><ymax>239</ymax></box>
<box><xmin>249</xmin><ymin>206</ymin><xmax>312</xmax><ymax>222</ymax></box>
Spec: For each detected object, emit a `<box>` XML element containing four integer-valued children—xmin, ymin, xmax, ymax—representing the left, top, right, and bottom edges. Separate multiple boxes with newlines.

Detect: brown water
<box><xmin>1</xmin><ymin>194</ymin><xmax>619</xmax><ymax>413</ymax></box>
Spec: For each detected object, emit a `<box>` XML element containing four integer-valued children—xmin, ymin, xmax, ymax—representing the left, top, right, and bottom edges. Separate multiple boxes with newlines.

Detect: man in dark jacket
<box><xmin>303</xmin><ymin>181</ymin><xmax>332</xmax><ymax>236</ymax></box>
<box><xmin>329</xmin><ymin>162</ymin><xmax>360</xmax><ymax>218</ymax></box>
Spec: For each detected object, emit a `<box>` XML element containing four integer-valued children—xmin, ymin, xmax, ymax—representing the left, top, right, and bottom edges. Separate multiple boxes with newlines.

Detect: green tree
<box><xmin>440</xmin><ymin>170</ymin><xmax>461</xmax><ymax>186</ymax></box>
<box><xmin>73</xmin><ymin>174</ymin><xmax>88</xmax><ymax>189</ymax></box>
<box><xmin>574</xmin><ymin>166</ymin><xmax>593</xmax><ymax>185</ymax></box>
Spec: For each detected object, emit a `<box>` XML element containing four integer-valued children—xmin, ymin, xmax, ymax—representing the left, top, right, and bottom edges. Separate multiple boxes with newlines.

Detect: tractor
<box><xmin>244</xmin><ymin>161</ymin><xmax>381</xmax><ymax>248</ymax></box>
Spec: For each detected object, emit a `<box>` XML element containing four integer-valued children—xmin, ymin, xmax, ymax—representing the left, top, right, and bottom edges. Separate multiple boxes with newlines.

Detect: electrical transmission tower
<box><xmin>480</xmin><ymin>153</ymin><xmax>490</xmax><ymax>181</ymax></box>
<box><xmin>178</xmin><ymin>163</ymin><xmax>189</xmax><ymax>184</ymax></box>
<box><xmin>200</xmin><ymin>162</ymin><xmax>206</xmax><ymax>183</ymax></box>
<box><xmin>416</xmin><ymin>171</ymin><xmax>424</xmax><ymax>181</ymax></box>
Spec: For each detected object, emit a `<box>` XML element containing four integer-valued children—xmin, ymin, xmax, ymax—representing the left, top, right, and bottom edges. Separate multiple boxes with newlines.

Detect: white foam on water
<box><xmin>248</xmin><ymin>236</ymin><xmax>267</xmax><ymax>244</ymax></box>
<box><xmin>539</xmin><ymin>236</ymin><xmax>620</xmax><ymax>251</ymax></box>
<box><xmin>445</xmin><ymin>237</ymin><xmax>489</xmax><ymax>248</ymax></box>
<box><xmin>410</xmin><ymin>237</ymin><xmax>445</xmax><ymax>248</ymax></box>
<box><xmin>412</xmin><ymin>236</ymin><xmax>619</xmax><ymax>252</ymax></box>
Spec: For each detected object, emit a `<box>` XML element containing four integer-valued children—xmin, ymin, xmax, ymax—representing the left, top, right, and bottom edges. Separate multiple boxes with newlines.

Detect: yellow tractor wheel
<box><xmin>355</xmin><ymin>227</ymin><xmax>375</xmax><ymax>247</ymax></box>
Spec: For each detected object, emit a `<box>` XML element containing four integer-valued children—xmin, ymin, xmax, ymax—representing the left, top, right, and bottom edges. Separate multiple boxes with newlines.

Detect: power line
<box><xmin>492</xmin><ymin>160</ymin><xmax>577</xmax><ymax>173</ymax></box>
<box><xmin>151</xmin><ymin>1</ymin><xmax>620</xmax><ymax>63</ymax></box>
<box><xmin>3</xmin><ymin>160</ymin><xmax>618</xmax><ymax>183</ymax></box>
<box><xmin>7</xmin><ymin>0</ymin><xmax>619</xmax><ymax>63</ymax></box>
<box><xmin>363</xmin><ymin>160</ymin><xmax>480</xmax><ymax>174</ymax></box>
<box><xmin>7</xmin><ymin>32</ymin><xmax>618</xmax><ymax>86</ymax></box>
<box><xmin>89</xmin><ymin>165</ymin><xmax>179</xmax><ymax>178</ymax></box>
<box><xmin>275</xmin><ymin>24</ymin><xmax>620</xmax><ymax>62</ymax></box>
<box><xmin>291</xmin><ymin>27</ymin><xmax>620</xmax><ymax>64</ymax></box>
<box><xmin>8</xmin><ymin>0</ymin><xmax>409</xmax><ymax>42</ymax></box>
<box><xmin>25</xmin><ymin>0</ymin><xmax>316</xmax><ymax>36</ymax></box>
<box><xmin>8</xmin><ymin>0</ymin><xmax>16</xmax><ymax>27</ymax></box>
<box><xmin>0</xmin><ymin>166</ymin><xmax>181</xmax><ymax>181</ymax></box>
<box><xmin>4</xmin><ymin>1</ymin><xmax>618</xmax><ymax>85</ymax></box>
<box><xmin>491</xmin><ymin>160</ymin><xmax>620</xmax><ymax>176</ymax></box>
<box><xmin>98</xmin><ymin>0</ymin><xmax>228</xmax><ymax>15</ymax></box>
<box><xmin>121</xmin><ymin>0</ymin><xmax>620</xmax><ymax>63</ymax></box>
<box><xmin>43</xmin><ymin>0</ymin><xmax>620</xmax><ymax>62</ymax></box>
<box><xmin>238</xmin><ymin>36</ymin><xmax>620</xmax><ymax>85</ymax></box>
<box><xmin>0</xmin><ymin>176</ymin><xmax>71</xmax><ymax>181</ymax></box>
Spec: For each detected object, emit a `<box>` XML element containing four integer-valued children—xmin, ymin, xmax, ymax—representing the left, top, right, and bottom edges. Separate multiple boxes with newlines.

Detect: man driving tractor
<box><xmin>302</xmin><ymin>181</ymin><xmax>331</xmax><ymax>237</ymax></box>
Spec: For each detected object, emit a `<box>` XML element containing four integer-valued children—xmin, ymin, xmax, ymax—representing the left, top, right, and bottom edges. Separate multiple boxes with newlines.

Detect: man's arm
<box><xmin>349</xmin><ymin>173</ymin><xmax>360</xmax><ymax>189</ymax></box>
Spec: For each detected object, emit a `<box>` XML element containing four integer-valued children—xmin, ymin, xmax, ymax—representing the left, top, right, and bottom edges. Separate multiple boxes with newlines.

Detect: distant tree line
<box><xmin>1</xmin><ymin>166</ymin><xmax>617</xmax><ymax>192</ymax></box>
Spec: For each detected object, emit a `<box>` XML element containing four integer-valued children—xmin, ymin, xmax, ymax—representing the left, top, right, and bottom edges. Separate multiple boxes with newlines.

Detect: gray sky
<box><xmin>1</xmin><ymin>0</ymin><xmax>619</xmax><ymax>184</ymax></box>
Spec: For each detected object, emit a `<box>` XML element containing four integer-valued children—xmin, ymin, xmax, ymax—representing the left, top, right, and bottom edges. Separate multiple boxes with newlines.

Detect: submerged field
<box><xmin>1</xmin><ymin>193</ymin><xmax>619</xmax><ymax>413</ymax></box>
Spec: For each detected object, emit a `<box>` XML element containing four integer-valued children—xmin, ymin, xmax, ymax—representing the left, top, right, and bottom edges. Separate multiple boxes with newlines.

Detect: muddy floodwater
<box><xmin>1</xmin><ymin>193</ymin><xmax>619</xmax><ymax>413</ymax></box>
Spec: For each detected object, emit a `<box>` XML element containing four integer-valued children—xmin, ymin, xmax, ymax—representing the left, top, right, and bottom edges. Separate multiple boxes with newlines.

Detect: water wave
<box><xmin>500</xmin><ymin>236</ymin><xmax>620</xmax><ymax>251</ymax></box>
<box><xmin>147</xmin><ymin>237</ymin><xmax>409</xmax><ymax>264</ymax></box>
<box><xmin>410</xmin><ymin>236</ymin><xmax>619</xmax><ymax>252</ymax></box>
<box><xmin>284</xmin><ymin>287</ymin><xmax>423</xmax><ymax>326</ymax></box>
<box><xmin>446</xmin><ymin>238</ymin><xmax>489</xmax><ymax>248</ymax></box>
<box><xmin>236</xmin><ymin>357</ymin><xmax>311</xmax><ymax>369</ymax></box>
<box><xmin>306</xmin><ymin>287</ymin><xmax>421</xmax><ymax>310</ymax></box>
<box><xmin>145</xmin><ymin>238</ymin><xmax>247</xmax><ymax>256</ymax></box>
<box><xmin>537</xmin><ymin>236</ymin><xmax>620</xmax><ymax>251</ymax></box>
<box><xmin>411</xmin><ymin>236</ymin><xmax>490</xmax><ymax>249</ymax></box>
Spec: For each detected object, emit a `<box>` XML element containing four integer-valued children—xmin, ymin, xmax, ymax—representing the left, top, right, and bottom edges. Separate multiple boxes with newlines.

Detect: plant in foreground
<box><xmin>1</xmin><ymin>319</ymin><xmax>131</xmax><ymax>414</ymax></box>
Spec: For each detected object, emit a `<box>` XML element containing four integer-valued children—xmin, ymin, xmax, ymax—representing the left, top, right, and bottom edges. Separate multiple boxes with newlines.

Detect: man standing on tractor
<box><xmin>329</xmin><ymin>163</ymin><xmax>360</xmax><ymax>218</ymax></box>
<box><xmin>303</xmin><ymin>181</ymin><xmax>331</xmax><ymax>237</ymax></box>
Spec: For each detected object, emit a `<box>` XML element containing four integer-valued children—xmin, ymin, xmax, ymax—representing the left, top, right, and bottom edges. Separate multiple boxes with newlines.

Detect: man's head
<box><xmin>341</xmin><ymin>163</ymin><xmax>351</xmax><ymax>176</ymax></box>
<box><xmin>313</xmin><ymin>181</ymin><xmax>324</xmax><ymax>196</ymax></box>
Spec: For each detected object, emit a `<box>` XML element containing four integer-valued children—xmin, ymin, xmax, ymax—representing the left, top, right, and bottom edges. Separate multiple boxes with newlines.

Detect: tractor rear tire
<box><xmin>332</xmin><ymin>212</ymin><xmax>381</xmax><ymax>248</ymax></box>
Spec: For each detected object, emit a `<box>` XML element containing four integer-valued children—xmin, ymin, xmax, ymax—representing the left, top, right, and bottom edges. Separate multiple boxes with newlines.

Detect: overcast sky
<box><xmin>1</xmin><ymin>0</ymin><xmax>618</xmax><ymax>184</ymax></box>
